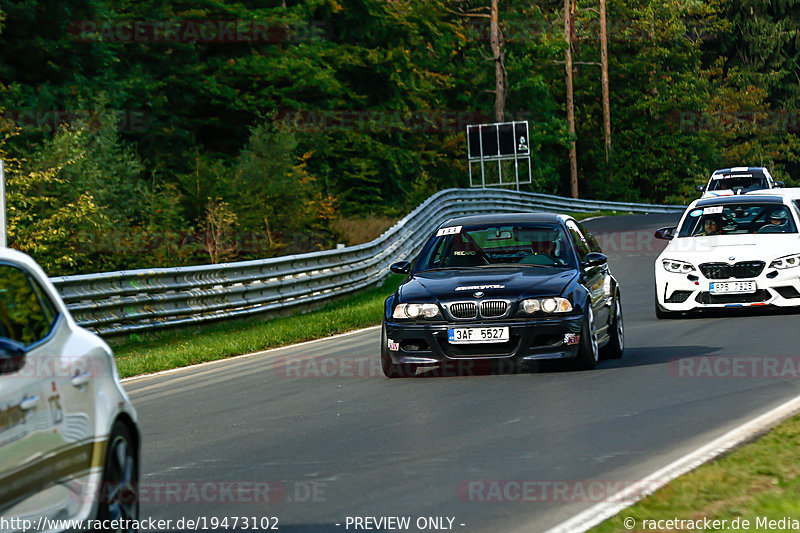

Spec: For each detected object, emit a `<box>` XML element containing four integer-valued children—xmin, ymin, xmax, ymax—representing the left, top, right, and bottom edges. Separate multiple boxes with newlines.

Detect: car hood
<box><xmin>702</xmin><ymin>188</ymin><xmax>772</xmax><ymax>198</ymax></box>
<box><xmin>398</xmin><ymin>268</ymin><xmax>578</xmax><ymax>302</ymax></box>
<box><xmin>658</xmin><ymin>234</ymin><xmax>800</xmax><ymax>263</ymax></box>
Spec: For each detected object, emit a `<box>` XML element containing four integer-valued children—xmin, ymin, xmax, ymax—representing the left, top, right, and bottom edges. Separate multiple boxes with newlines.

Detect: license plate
<box><xmin>709</xmin><ymin>281</ymin><xmax>756</xmax><ymax>294</ymax></box>
<box><xmin>448</xmin><ymin>327</ymin><xmax>509</xmax><ymax>344</ymax></box>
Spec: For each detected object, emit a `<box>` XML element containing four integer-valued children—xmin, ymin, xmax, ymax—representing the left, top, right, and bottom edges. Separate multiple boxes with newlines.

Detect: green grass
<box><xmin>113</xmin><ymin>275</ymin><xmax>404</xmax><ymax>378</ymax></box>
<box><xmin>589</xmin><ymin>413</ymin><xmax>800</xmax><ymax>532</ymax></box>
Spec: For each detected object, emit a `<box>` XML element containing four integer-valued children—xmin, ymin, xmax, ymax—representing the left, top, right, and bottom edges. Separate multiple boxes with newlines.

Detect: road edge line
<box><xmin>539</xmin><ymin>394</ymin><xmax>800</xmax><ymax>533</ymax></box>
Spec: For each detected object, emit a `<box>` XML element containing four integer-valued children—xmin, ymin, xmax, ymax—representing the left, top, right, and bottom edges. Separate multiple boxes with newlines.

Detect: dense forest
<box><xmin>1</xmin><ymin>0</ymin><xmax>799</xmax><ymax>275</ymax></box>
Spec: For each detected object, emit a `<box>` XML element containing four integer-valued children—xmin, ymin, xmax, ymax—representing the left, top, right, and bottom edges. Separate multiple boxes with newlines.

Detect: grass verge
<box><xmin>113</xmin><ymin>275</ymin><xmax>404</xmax><ymax>378</ymax></box>
<box><xmin>589</xmin><ymin>413</ymin><xmax>800</xmax><ymax>532</ymax></box>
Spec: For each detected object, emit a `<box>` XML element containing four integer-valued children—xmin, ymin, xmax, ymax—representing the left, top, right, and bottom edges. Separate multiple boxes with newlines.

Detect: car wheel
<box><xmin>601</xmin><ymin>294</ymin><xmax>624</xmax><ymax>360</ymax></box>
<box><xmin>380</xmin><ymin>323</ymin><xmax>416</xmax><ymax>378</ymax></box>
<box><xmin>96</xmin><ymin>420</ymin><xmax>138</xmax><ymax>532</ymax></box>
<box><xmin>654</xmin><ymin>287</ymin><xmax>677</xmax><ymax>319</ymax></box>
<box><xmin>575</xmin><ymin>306</ymin><xmax>599</xmax><ymax>370</ymax></box>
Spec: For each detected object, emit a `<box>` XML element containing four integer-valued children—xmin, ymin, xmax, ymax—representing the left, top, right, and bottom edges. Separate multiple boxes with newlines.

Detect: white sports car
<box><xmin>0</xmin><ymin>248</ymin><xmax>139</xmax><ymax>532</ymax></box>
<box><xmin>696</xmin><ymin>166</ymin><xmax>783</xmax><ymax>198</ymax></box>
<box><xmin>655</xmin><ymin>190</ymin><xmax>800</xmax><ymax>317</ymax></box>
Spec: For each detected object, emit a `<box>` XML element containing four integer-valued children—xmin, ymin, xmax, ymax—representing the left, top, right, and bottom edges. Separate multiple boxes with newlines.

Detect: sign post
<box><xmin>0</xmin><ymin>159</ymin><xmax>5</xmax><ymax>248</ymax></box>
<box><xmin>467</xmin><ymin>121</ymin><xmax>531</xmax><ymax>190</ymax></box>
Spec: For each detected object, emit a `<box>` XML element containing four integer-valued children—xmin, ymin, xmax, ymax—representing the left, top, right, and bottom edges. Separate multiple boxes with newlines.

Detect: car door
<box><xmin>565</xmin><ymin>220</ymin><xmax>611</xmax><ymax>328</ymax></box>
<box><xmin>0</xmin><ymin>262</ymin><xmax>93</xmax><ymax>524</ymax></box>
<box><xmin>579</xmin><ymin>221</ymin><xmax>615</xmax><ymax>330</ymax></box>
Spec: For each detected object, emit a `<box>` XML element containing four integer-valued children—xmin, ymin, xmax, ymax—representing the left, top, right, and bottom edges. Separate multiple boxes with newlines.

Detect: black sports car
<box><xmin>381</xmin><ymin>213</ymin><xmax>624</xmax><ymax>377</ymax></box>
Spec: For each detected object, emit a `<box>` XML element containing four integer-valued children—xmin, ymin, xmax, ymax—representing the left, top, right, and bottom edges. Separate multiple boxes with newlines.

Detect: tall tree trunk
<box><xmin>600</xmin><ymin>0</ymin><xmax>611</xmax><ymax>162</ymax></box>
<box><xmin>565</xmin><ymin>0</ymin><xmax>578</xmax><ymax>198</ymax></box>
<box><xmin>490</xmin><ymin>0</ymin><xmax>505</xmax><ymax>122</ymax></box>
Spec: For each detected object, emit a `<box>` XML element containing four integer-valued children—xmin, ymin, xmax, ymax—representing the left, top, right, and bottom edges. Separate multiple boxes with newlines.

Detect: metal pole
<box><xmin>495</xmin><ymin>124</ymin><xmax>502</xmax><ymax>187</ymax></box>
<box><xmin>467</xmin><ymin>126</ymin><xmax>474</xmax><ymax>187</ymax></box>
<box><xmin>0</xmin><ymin>160</ymin><xmax>6</xmax><ymax>248</ymax></box>
<box><xmin>513</xmin><ymin>121</ymin><xmax>520</xmax><ymax>192</ymax></box>
<box><xmin>479</xmin><ymin>125</ymin><xmax>486</xmax><ymax>188</ymax></box>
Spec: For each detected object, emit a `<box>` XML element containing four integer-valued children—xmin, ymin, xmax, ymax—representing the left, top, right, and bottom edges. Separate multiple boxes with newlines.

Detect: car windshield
<box><xmin>678</xmin><ymin>203</ymin><xmax>798</xmax><ymax>237</ymax></box>
<box><xmin>415</xmin><ymin>223</ymin><xmax>575</xmax><ymax>270</ymax></box>
<box><xmin>707</xmin><ymin>174</ymin><xmax>768</xmax><ymax>192</ymax></box>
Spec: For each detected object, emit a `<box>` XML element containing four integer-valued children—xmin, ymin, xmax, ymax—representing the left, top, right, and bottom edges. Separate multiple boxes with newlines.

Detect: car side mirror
<box><xmin>390</xmin><ymin>261</ymin><xmax>412</xmax><ymax>275</ymax></box>
<box><xmin>582</xmin><ymin>252</ymin><xmax>607</xmax><ymax>268</ymax></box>
<box><xmin>0</xmin><ymin>338</ymin><xmax>26</xmax><ymax>375</ymax></box>
<box><xmin>696</xmin><ymin>185</ymin><xmax>705</xmax><ymax>192</ymax></box>
<box><xmin>654</xmin><ymin>227</ymin><xmax>676</xmax><ymax>240</ymax></box>
<box><xmin>775</xmin><ymin>181</ymin><xmax>785</xmax><ymax>188</ymax></box>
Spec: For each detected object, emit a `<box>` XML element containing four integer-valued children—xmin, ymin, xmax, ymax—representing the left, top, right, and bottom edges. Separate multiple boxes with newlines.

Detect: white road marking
<box><xmin>537</xmin><ymin>394</ymin><xmax>800</xmax><ymax>533</ymax></box>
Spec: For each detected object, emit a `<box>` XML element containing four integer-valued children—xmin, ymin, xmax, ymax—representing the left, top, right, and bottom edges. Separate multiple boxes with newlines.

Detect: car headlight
<box><xmin>393</xmin><ymin>303</ymin><xmax>440</xmax><ymax>319</ymax></box>
<box><xmin>521</xmin><ymin>297</ymin><xmax>572</xmax><ymax>314</ymax></box>
<box><xmin>662</xmin><ymin>259</ymin><xmax>696</xmax><ymax>273</ymax></box>
<box><xmin>770</xmin><ymin>253</ymin><xmax>800</xmax><ymax>269</ymax></box>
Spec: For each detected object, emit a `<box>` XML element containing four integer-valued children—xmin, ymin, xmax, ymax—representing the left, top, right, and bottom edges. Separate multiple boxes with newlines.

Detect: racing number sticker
<box><xmin>437</xmin><ymin>226</ymin><xmax>462</xmax><ymax>237</ymax></box>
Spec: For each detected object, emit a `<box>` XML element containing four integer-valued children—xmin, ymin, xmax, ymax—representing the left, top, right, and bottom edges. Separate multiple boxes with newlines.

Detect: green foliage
<box><xmin>1</xmin><ymin>136</ymin><xmax>109</xmax><ymax>275</ymax></box>
<box><xmin>2</xmin><ymin>0</ymin><xmax>800</xmax><ymax>275</ymax></box>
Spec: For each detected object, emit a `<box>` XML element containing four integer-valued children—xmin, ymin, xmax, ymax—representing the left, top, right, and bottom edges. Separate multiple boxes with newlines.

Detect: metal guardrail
<box><xmin>51</xmin><ymin>188</ymin><xmax>684</xmax><ymax>336</ymax></box>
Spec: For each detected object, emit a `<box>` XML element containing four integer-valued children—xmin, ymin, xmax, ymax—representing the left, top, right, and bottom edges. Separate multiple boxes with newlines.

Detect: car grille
<box><xmin>699</xmin><ymin>261</ymin><xmax>765</xmax><ymax>280</ymax></box>
<box><xmin>665</xmin><ymin>290</ymin><xmax>693</xmax><ymax>303</ymax></box>
<box><xmin>695</xmin><ymin>289</ymin><xmax>770</xmax><ymax>304</ymax></box>
<box><xmin>449</xmin><ymin>302</ymin><xmax>477</xmax><ymax>319</ymax></box>
<box><xmin>447</xmin><ymin>300</ymin><xmax>510</xmax><ymax>320</ymax></box>
<box><xmin>481</xmin><ymin>300</ymin><xmax>509</xmax><ymax>317</ymax></box>
<box><xmin>775</xmin><ymin>286</ymin><xmax>800</xmax><ymax>299</ymax></box>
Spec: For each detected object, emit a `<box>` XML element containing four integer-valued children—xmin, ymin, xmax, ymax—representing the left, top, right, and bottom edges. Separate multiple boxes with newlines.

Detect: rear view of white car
<box><xmin>0</xmin><ymin>248</ymin><xmax>139</xmax><ymax>532</ymax></box>
<box><xmin>654</xmin><ymin>193</ymin><xmax>800</xmax><ymax>317</ymax></box>
<box><xmin>696</xmin><ymin>166</ymin><xmax>783</xmax><ymax>198</ymax></box>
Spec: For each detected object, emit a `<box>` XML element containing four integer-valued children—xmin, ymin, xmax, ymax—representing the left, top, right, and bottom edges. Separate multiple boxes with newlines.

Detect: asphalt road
<box><xmin>125</xmin><ymin>214</ymin><xmax>800</xmax><ymax>533</ymax></box>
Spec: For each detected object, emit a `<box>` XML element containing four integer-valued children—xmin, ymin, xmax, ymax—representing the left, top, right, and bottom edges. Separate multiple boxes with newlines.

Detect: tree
<box><xmin>564</xmin><ymin>0</ymin><xmax>578</xmax><ymax>198</ymax></box>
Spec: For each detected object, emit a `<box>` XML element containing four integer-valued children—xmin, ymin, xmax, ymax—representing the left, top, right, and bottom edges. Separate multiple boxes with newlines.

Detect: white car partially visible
<box><xmin>654</xmin><ymin>192</ymin><xmax>800</xmax><ymax>317</ymax></box>
<box><xmin>0</xmin><ymin>248</ymin><xmax>139</xmax><ymax>532</ymax></box>
<box><xmin>696</xmin><ymin>166</ymin><xmax>783</xmax><ymax>198</ymax></box>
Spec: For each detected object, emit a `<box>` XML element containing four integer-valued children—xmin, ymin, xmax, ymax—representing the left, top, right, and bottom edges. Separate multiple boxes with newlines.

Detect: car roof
<box><xmin>695</xmin><ymin>195</ymin><xmax>787</xmax><ymax>207</ymax></box>
<box><xmin>439</xmin><ymin>212</ymin><xmax>566</xmax><ymax>228</ymax></box>
<box><xmin>711</xmin><ymin>167</ymin><xmax>769</xmax><ymax>175</ymax></box>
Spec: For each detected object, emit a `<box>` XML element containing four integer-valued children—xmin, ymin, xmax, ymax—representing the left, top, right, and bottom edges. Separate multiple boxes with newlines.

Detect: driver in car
<box><xmin>759</xmin><ymin>211</ymin><xmax>789</xmax><ymax>233</ymax></box>
<box><xmin>697</xmin><ymin>216</ymin><xmax>722</xmax><ymax>236</ymax></box>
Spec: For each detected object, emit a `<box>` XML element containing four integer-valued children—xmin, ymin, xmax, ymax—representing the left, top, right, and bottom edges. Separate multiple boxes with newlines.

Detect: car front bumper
<box><xmin>384</xmin><ymin>315</ymin><xmax>584</xmax><ymax>365</ymax></box>
<box><xmin>656</xmin><ymin>267</ymin><xmax>800</xmax><ymax>311</ymax></box>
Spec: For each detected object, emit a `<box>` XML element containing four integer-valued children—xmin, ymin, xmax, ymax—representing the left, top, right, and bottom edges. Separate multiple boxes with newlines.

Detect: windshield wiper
<box><xmin>424</xmin><ymin>266</ymin><xmax>483</xmax><ymax>272</ymax></box>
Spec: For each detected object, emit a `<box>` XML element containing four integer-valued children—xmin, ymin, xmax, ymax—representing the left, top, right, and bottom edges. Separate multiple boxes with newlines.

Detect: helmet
<box><xmin>769</xmin><ymin>211</ymin><xmax>788</xmax><ymax>224</ymax></box>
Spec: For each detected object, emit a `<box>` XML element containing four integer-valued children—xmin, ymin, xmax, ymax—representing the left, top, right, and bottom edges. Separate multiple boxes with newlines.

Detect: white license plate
<box><xmin>448</xmin><ymin>327</ymin><xmax>510</xmax><ymax>344</ymax></box>
<box><xmin>709</xmin><ymin>281</ymin><xmax>756</xmax><ymax>294</ymax></box>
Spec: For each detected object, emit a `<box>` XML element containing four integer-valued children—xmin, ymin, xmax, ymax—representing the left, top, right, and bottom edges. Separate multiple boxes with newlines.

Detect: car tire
<box><xmin>380</xmin><ymin>323</ymin><xmax>417</xmax><ymax>378</ymax></box>
<box><xmin>601</xmin><ymin>294</ymin><xmax>624</xmax><ymax>360</ymax></box>
<box><xmin>575</xmin><ymin>306</ymin><xmax>599</xmax><ymax>370</ymax></box>
<box><xmin>654</xmin><ymin>287</ymin><xmax>678</xmax><ymax>319</ymax></box>
<box><xmin>96</xmin><ymin>420</ymin><xmax>139</xmax><ymax>532</ymax></box>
